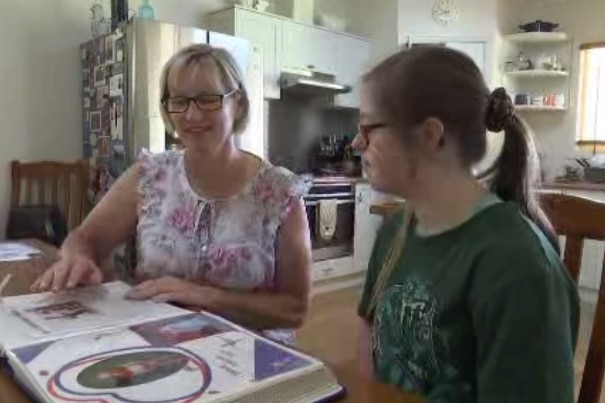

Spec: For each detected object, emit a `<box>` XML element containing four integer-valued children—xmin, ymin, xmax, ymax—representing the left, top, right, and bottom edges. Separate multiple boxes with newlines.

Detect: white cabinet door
<box><xmin>282</xmin><ymin>22</ymin><xmax>370</xmax><ymax>108</ymax></box>
<box><xmin>354</xmin><ymin>184</ymin><xmax>390</xmax><ymax>274</ymax></box>
<box><xmin>335</xmin><ymin>36</ymin><xmax>370</xmax><ymax>108</ymax></box>
<box><xmin>282</xmin><ymin>21</ymin><xmax>315</xmax><ymax>71</ymax></box>
<box><xmin>312</xmin><ymin>256</ymin><xmax>356</xmax><ymax>282</ymax></box>
<box><xmin>282</xmin><ymin>21</ymin><xmax>338</xmax><ymax>75</ymax></box>
<box><xmin>235</xmin><ymin>10</ymin><xmax>282</xmax><ymax>99</ymax></box>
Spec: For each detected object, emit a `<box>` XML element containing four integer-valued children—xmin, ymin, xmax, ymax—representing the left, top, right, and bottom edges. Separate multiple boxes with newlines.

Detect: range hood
<box><xmin>280</xmin><ymin>67</ymin><xmax>351</xmax><ymax>95</ymax></box>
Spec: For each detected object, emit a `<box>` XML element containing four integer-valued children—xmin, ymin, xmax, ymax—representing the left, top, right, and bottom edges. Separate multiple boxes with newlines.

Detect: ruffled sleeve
<box><xmin>136</xmin><ymin>149</ymin><xmax>180</xmax><ymax>217</ymax></box>
<box><xmin>251</xmin><ymin>166</ymin><xmax>312</xmax><ymax>231</ymax></box>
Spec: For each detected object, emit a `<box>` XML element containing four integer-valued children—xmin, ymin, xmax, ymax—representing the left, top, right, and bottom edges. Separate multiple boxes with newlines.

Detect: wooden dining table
<box><xmin>0</xmin><ymin>240</ymin><xmax>422</xmax><ymax>403</ymax></box>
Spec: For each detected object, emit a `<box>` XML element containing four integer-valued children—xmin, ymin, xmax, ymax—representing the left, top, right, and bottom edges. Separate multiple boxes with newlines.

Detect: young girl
<box><xmin>354</xmin><ymin>46</ymin><xmax>579</xmax><ymax>401</ymax></box>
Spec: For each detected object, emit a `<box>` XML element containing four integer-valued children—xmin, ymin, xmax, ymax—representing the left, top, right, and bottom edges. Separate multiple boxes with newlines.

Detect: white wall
<box><xmin>505</xmin><ymin>0</ymin><xmax>605</xmax><ymax>179</ymax></box>
<box><xmin>0</xmin><ymin>1</ymin><xmax>91</xmax><ymax>238</ymax></box>
<box><xmin>352</xmin><ymin>0</ymin><xmax>399</xmax><ymax>62</ymax></box>
<box><xmin>398</xmin><ymin>0</ymin><xmax>502</xmax><ymax>86</ymax></box>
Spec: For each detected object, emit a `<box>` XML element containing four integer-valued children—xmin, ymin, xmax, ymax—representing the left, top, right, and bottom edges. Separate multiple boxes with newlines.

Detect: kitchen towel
<box><xmin>317</xmin><ymin>199</ymin><xmax>338</xmax><ymax>241</ymax></box>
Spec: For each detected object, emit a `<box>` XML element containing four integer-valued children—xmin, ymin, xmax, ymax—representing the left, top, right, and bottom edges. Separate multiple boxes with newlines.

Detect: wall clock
<box><xmin>432</xmin><ymin>0</ymin><xmax>460</xmax><ymax>26</ymax></box>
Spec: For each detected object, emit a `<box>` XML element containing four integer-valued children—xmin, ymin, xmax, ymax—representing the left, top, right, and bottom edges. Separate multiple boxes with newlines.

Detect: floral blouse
<box><xmin>136</xmin><ymin>149</ymin><xmax>311</xmax><ymax>343</ymax></box>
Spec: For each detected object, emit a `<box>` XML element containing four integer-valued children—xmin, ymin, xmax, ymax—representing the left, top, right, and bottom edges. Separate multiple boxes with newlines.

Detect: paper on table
<box><xmin>0</xmin><ymin>242</ymin><xmax>41</xmax><ymax>262</ymax></box>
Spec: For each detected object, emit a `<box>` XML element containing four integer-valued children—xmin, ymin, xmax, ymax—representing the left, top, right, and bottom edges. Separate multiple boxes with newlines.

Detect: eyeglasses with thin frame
<box><xmin>162</xmin><ymin>89</ymin><xmax>238</xmax><ymax>113</ymax></box>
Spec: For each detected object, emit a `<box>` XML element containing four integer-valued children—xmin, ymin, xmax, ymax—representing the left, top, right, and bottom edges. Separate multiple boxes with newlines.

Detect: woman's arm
<box><xmin>62</xmin><ymin>164</ymin><xmax>139</xmax><ymax>267</ymax></box>
<box><xmin>359</xmin><ymin>318</ymin><xmax>375</xmax><ymax>379</ymax></box>
<box><xmin>129</xmin><ymin>198</ymin><xmax>313</xmax><ymax>330</ymax></box>
<box><xmin>32</xmin><ymin>165</ymin><xmax>140</xmax><ymax>292</ymax></box>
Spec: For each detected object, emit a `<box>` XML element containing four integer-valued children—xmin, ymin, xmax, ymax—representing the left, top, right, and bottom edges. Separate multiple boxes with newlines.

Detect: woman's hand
<box><xmin>125</xmin><ymin>276</ymin><xmax>220</xmax><ymax>308</ymax></box>
<box><xmin>31</xmin><ymin>255</ymin><xmax>103</xmax><ymax>293</ymax></box>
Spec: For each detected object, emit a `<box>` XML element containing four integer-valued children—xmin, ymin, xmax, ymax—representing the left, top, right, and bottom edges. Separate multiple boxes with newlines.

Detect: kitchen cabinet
<box><xmin>334</xmin><ymin>35</ymin><xmax>370</xmax><ymax>108</ymax></box>
<box><xmin>207</xmin><ymin>7</ymin><xmax>283</xmax><ymax>99</ymax></box>
<box><xmin>354</xmin><ymin>183</ymin><xmax>392</xmax><ymax>275</ymax></box>
<box><xmin>282</xmin><ymin>21</ymin><xmax>339</xmax><ymax>75</ymax></box>
<box><xmin>208</xmin><ymin>6</ymin><xmax>371</xmax><ymax>107</ymax></box>
<box><xmin>312</xmin><ymin>256</ymin><xmax>356</xmax><ymax>283</ymax></box>
<box><xmin>282</xmin><ymin>20</ymin><xmax>370</xmax><ymax>108</ymax></box>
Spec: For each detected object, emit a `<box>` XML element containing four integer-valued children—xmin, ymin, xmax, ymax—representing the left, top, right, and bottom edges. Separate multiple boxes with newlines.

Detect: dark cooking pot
<box><xmin>519</xmin><ymin>20</ymin><xmax>559</xmax><ymax>32</ymax></box>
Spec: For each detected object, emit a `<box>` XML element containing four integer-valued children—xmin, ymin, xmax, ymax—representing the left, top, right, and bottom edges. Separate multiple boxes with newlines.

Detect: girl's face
<box><xmin>352</xmin><ymin>84</ymin><xmax>418</xmax><ymax>196</ymax></box>
<box><xmin>166</xmin><ymin>60</ymin><xmax>241</xmax><ymax>155</ymax></box>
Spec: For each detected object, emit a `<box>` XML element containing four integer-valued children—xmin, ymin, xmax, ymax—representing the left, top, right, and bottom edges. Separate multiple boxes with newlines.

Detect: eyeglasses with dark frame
<box><xmin>162</xmin><ymin>89</ymin><xmax>238</xmax><ymax>113</ymax></box>
<box><xmin>358</xmin><ymin>122</ymin><xmax>387</xmax><ymax>141</ymax></box>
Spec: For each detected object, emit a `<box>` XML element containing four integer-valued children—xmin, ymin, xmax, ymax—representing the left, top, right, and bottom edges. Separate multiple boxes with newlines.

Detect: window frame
<box><xmin>576</xmin><ymin>42</ymin><xmax>605</xmax><ymax>152</ymax></box>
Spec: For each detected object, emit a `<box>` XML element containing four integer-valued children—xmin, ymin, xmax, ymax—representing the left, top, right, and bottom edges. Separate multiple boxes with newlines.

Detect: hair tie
<box><xmin>486</xmin><ymin>87</ymin><xmax>515</xmax><ymax>132</ymax></box>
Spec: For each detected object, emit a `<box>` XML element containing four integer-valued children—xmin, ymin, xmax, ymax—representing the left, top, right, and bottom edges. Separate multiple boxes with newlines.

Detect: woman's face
<box><xmin>166</xmin><ymin>60</ymin><xmax>241</xmax><ymax>155</ymax></box>
<box><xmin>352</xmin><ymin>84</ymin><xmax>417</xmax><ymax>195</ymax></box>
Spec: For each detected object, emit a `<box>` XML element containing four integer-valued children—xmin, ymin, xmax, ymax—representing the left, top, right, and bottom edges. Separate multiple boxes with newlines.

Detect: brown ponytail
<box><xmin>480</xmin><ymin>88</ymin><xmax>560</xmax><ymax>253</ymax></box>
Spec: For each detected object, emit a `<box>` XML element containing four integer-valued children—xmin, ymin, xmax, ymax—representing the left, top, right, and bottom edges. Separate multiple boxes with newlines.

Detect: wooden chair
<box><xmin>10</xmin><ymin>159</ymin><xmax>90</xmax><ymax>230</ymax></box>
<box><xmin>540</xmin><ymin>192</ymin><xmax>605</xmax><ymax>403</ymax></box>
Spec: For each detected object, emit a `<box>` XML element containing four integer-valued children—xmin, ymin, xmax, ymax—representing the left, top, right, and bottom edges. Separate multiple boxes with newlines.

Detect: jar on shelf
<box><xmin>138</xmin><ymin>0</ymin><xmax>155</xmax><ymax>20</ymax></box>
<box><xmin>517</xmin><ymin>52</ymin><xmax>533</xmax><ymax>70</ymax></box>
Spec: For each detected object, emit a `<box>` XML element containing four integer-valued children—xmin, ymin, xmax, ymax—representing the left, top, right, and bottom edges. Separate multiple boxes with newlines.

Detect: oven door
<box><xmin>304</xmin><ymin>182</ymin><xmax>355</xmax><ymax>262</ymax></box>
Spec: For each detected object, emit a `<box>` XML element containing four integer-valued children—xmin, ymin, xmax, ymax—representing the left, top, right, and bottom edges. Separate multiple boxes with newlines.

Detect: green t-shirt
<box><xmin>358</xmin><ymin>197</ymin><xmax>579</xmax><ymax>403</ymax></box>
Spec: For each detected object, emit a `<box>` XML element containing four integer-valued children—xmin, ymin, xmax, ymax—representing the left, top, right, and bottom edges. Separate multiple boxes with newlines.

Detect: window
<box><xmin>577</xmin><ymin>43</ymin><xmax>605</xmax><ymax>152</ymax></box>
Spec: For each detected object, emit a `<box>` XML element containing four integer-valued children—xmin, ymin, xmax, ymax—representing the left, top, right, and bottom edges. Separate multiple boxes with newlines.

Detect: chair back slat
<box><xmin>10</xmin><ymin>159</ymin><xmax>90</xmax><ymax>230</ymax></box>
<box><xmin>564</xmin><ymin>236</ymin><xmax>584</xmax><ymax>282</ymax></box>
<box><xmin>540</xmin><ymin>192</ymin><xmax>605</xmax><ymax>403</ymax></box>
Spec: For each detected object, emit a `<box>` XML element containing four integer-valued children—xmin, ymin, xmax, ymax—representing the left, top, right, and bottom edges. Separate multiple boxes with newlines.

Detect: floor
<box><xmin>297</xmin><ymin>286</ymin><xmax>603</xmax><ymax>402</ymax></box>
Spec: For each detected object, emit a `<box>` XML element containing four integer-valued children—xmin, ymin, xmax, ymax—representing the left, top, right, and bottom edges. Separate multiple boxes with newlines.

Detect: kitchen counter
<box><xmin>370</xmin><ymin>201</ymin><xmax>405</xmax><ymax>217</ymax></box>
<box><xmin>360</xmin><ymin>179</ymin><xmax>605</xmax><ymax>192</ymax></box>
<box><xmin>367</xmin><ymin>178</ymin><xmax>605</xmax><ymax>217</ymax></box>
<box><xmin>368</xmin><ymin>181</ymin><xmax>605</xmax><ymax>218</ymax></box>
<box><xmin>541</xmin><ymin>181</ymin><xmax>605</xmax><ymax>192</ymax></box>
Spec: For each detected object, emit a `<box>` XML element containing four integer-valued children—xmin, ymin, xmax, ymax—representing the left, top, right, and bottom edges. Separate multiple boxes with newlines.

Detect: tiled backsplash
<box><xmin>267</xmin><ymin>98</ymin><xmax>359</xmax><ymax>173</ymax></box>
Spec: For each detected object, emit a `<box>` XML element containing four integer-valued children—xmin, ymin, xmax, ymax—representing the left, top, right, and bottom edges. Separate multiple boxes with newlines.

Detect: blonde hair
<box><xmin>159</xmin><ymin>43</ymin><xmax>250</xmax><ymax>135</ymax></box>
<box><xmin>367</xmin><ymin>203</ymin><xmax>414</xmax><ymax>316</ymax></box>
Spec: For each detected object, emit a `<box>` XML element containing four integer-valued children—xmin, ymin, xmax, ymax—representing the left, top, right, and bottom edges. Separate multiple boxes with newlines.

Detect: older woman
<box><xmin>32</xmin><ymin>44</ymin><xmax>313</xmax><ymax>344</ymax></box>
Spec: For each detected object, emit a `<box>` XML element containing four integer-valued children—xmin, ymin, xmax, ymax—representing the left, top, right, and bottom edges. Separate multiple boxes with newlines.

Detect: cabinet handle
<box><xmin>357</xmin><ymin>193</ymin><xmax>363</xmax><ymax>203</ymax></box>
<box><xmin>322</xmin><ymin>267</ymin><xmax>334</xmax><ymax>275</ymax></box>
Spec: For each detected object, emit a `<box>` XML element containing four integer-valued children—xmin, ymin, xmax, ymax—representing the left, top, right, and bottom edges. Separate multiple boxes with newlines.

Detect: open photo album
<box><xmin>0</xmin><ymin>281</ymin><xmax>344</xmax><ymax>403</ymax></box>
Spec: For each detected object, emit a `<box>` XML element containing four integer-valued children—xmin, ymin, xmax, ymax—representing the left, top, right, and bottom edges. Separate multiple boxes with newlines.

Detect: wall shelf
<box><xmin>505</xmin><ymin>32</ymin><xmax>569</xmax><ymax>44</ymax></box>
<box><xmin>515</xmin><ymin>105</ymin><xmax>567</xmax><ymax>112</ymax></box>
<box><xmin>506</xmin><ymin>70</ymin><xmax>569</xmax><ymax>78</ymax></box>
<box><xmin>503</xmin><ymin>31</ymin><xmax>572</xmax><ymax>116</ymax></box>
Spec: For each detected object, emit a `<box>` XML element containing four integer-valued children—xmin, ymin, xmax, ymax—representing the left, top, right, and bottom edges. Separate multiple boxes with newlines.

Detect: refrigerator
<box><xmin>80</xmin><ymin>18</ymin><xmax>265</xmax><ymax>275</ymax></box>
